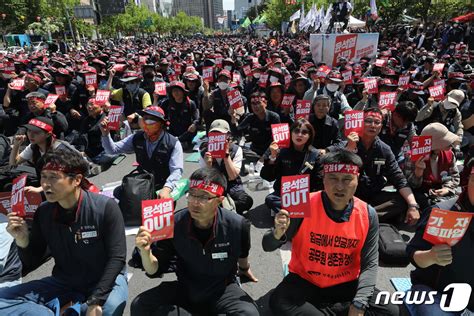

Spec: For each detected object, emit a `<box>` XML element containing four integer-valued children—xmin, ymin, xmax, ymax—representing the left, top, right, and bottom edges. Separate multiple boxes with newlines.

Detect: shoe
<box><xmin>89</xmin><ymin>164</ymin><xmax>101</xmax><ymax>176</ymax></box>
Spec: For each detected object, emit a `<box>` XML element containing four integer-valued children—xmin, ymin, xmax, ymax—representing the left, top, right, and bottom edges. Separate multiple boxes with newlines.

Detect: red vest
<box><xmin>422</xmin><ymin>150</ymin><xmax>454</xmax><ymax>191</ymax></box>
<box><xmin>289</xmin><ymin>191</ymin><xmax>369</xmax><ymax>288</ymax></box>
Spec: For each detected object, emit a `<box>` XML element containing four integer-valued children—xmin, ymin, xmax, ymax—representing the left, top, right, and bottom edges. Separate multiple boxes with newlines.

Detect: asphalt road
<box><xmin>23</xmin><ymin>150</ymin><xmax>415</xmax><ymax>315</ymax></box>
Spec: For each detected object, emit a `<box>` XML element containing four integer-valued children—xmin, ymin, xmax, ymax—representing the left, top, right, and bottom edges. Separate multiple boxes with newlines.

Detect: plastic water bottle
<box><xmin>119</xmin><ymin>127</ymin><xmax>126</xmax><ymax>140</ymax></box>
<box><xmin>249</xmin><ymin>162</ymin><xmax>255</xmax><ymax>177</ymax></box>
<box><xmin>255</xmin><ymin>161</ymin><xmax>264</xmax><ymax>174</ymax></box>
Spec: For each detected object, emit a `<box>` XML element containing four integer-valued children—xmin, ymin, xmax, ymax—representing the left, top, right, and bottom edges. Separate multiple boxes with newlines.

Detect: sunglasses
<box><xmin>293</xmin><ymin>128</ymin><xmax>310</xmax><ymax>135</ymax></box>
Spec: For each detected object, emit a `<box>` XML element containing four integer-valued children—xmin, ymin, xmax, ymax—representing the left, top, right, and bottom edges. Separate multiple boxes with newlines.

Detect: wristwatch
<box><xmin>352</xmin><ymin>300</ymin><xmax>367</xmax><ymax>311</ymax></box>
<box><xmin>86</xmin><ymin>296</ymin><xmax>104</xmax><ymax>306</ymax></box>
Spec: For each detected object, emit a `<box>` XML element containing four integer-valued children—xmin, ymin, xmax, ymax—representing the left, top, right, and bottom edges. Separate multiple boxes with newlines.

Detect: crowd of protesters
<box><xmin>0</xmin><ymin>17</ymin><xmax>472</xmax><ymax>315</ymax></box>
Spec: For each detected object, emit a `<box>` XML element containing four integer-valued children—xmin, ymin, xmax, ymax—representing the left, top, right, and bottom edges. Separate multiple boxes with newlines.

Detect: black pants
<box><xmin>130</xmin><ymin>281</ymin><xmax>259</xmax><ymax>316</ymax></box>
<box><xmin>229</xmin><ymin>185</ymin><xmax>254</xmax><ymax>215</ymax></box>
<box><xmin>362</xmin><ymin>191</ymin><xmax>407</xmax><ymax>224</ymax></box>
<box><xmin>270</xmin><ymin>273</ymin><xmax>400</xmax><ymax>316</ymax></box>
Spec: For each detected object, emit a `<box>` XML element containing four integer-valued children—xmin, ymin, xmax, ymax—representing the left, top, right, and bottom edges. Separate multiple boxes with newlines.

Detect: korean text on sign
<box><xmin>271</xmin><ymin>123</ymin><xmax>290</xmax><ymax>148</ymax></box>
<box><xmin>208</xmin><ymin>132</ymin><xmax>227</xmax><ymax>159</ymax></box>
<box><xmin>344</xmin><ymin>110</ymin><xmax>364</xmax><ymax>137</ymax></box>
<box><xmin>423</xmin><ymin>208</ymin><xmax>473</xmax><ymax>246</ymax></box>
<box><xmin>95</xmin><ymin>90</ymin><xmax>111</xmax><ymax>105</ymax></box>
<box><xmin>11</xmin><ymin>175</ymin><xmax>27</xmax><ymax>217</ymax></box>
<box><xmin>410</xmin><ymin>135</ymin><xmax>432</xmax><ymax>161</ymax></box>
<box><xmin>429</xmin><ymin>85</ymin><xmax>445</xmax><ymax>101</ymax></box>
<box><xmin>154</xmin><ymin>82</ymin><xmax>167</xmax><ymax>96</ymax></box>
<box><xmin>378</xmin><ymin>92</ymin><xmax>397</xmax><ymax>112</ymax></box>
<box><xmin>281</xmin><ymin>174</ymin><xmax>311</xmax><ymax>218</ymax></box>
<box><xmin>142</xmin><ymin>199</ymin><xmax>174</xmax><ymax>242</ymax></box>
<box><xmin>295</xmin><ymin>100</ymin><xmax>311</xmax><ymax>120</ymax></box>
<box><xmin>108</xmin><ymin>106</ymin><xmax>123</xmax><ymax>131</ymax></box>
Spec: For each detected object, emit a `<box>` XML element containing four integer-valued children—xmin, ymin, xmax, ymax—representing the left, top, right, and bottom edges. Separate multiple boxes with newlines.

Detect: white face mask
<box><xmin>326</xmin><ymin>83</ymin><xmax>339</xmax><ymax>92</ymax></box>
<box><xmin>443</xmin><ymin>99</ymin><xmax>457</xmax><ymax>110</ymax></box>
<box><xmin>218</xmin><ymin>82</ymin><xmax>229</xmax><ymax>90</ymax></box>
<box><xmin>269</xmin><ymin>76</ymin><xmax>279</xmax><ymax>83</ymax></box>
<box><xmin>224</xmin><ymin>66</ymin><xmax>233</xmax><ymax>71</ymax></box>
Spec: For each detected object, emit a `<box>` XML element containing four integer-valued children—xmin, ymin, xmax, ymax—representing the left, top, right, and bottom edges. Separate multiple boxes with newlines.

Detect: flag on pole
<box><xmin>289</xmin><ymin>9</ymin><xmax>301</xmax><ymax>22</ymax></box>
<box><xmin>370</xmin><ymin>0</ymin><xmax>378</xmax><ymax>19</ymax></box>
<box><xmin>241</xmin><ymin>17</ymin><xmax>251</xmax><ymax>27</ymax></box>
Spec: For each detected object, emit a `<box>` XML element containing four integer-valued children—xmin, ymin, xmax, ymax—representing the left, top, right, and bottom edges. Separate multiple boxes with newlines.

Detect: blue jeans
<box><xmin>0</xmin><ymin>273</ymin><xmax>128</xmax><ymax>316</ymax></box>
<box><xmin>406</xmin><ymin>284</ymin><xmax>473</xmax><ymax>316</ymax></box>
<box><xmin>90</xmin><ymin>151</ymin><xmax>120</xmax><ymax>167</ymax></box>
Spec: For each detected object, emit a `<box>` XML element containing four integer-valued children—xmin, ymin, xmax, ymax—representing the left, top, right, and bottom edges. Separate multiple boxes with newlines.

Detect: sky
<box><xmin>223</xmin><ymin>0</ymin><xmax>234</xmax><ymax>11</ymax></box>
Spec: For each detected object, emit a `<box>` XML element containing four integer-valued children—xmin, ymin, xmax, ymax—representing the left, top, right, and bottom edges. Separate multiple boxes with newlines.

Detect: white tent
<box><xmin>348</xmin><ymin>16</ymin><xmax>366</xmax><ymax>28</ymax></box>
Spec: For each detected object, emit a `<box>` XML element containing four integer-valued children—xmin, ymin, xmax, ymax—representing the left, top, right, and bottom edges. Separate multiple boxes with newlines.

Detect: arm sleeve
<box><xmin>406</xmin><ymin>211</ymin><xmax>433</xmax><ymax>268</ymax></box>
<box><xmin>19</xmin><ymin>145</ymin><xmax>33</xmax><ymax>161</ymax></box>
<box><xmin>353</xmin><ymin>206</ymin><xmax>379</xmax><ymax>307</ymax></box>
<box><xmin>262</xmin><ymin>218</ymin><xmax>303</xmax><ymax>252</ymax></box>
<box><xmin>454</xmin><ymin>110</ymin><xmax>464</xmax><ymax>139</ymax></box>
<box><xmin>148</xmin><ymin>239</ymin><xmax>176</xmax><ymax>278</ymax></box>
<box><xmin>51</xmin><ymin>112</ymin><xmax>69</xmax><ymax>134</ymax></box>
<box><xmin>443</xmin><ymin>156</ymin><xmax>460</xmax><ymax>193</ymax></box>
<box><xmin>239</xmin><ymin>218</ymin><xmax>251</xmax><ymax>258</ymax></box>
<box><xmin>88</xmin><ymin>199</ymin><xmax>127</xmax><ymax>305</ymax></box>
<box><xmin>101</xmin><ymin>133</ymin><xmax>135</xmax><ymax>155</ymax></box>
<box><xmin>384</xmin><ymin>148</ymin><xmax>409</xmax><ymax>190</ymax></box>
<box><xmin>260</xmin><ymin>158</ymin><xmax>279</xmax><ymax>182</ymax></box>
<box><xmin>17</xmin><ymin>207</ymin><xmax>49</xmax><ymax>272</ymax></box>
<box><xmin>164</xmin><ymin>140</ymin><xmax>184</xmax><ymax>191</ymax></box>
<box><xmin>142</xmin><ymin>92</ymin><xmax>152</xmax><ymax>108</ymax></box>
<box><xmin>339</xmin><ymin>94</ymin><xmax>352</xmax><ymax>112</ymax></box>
<box><xmin>416</xmin><ymin>103</ymin><xmax>435</xmax><ymax>122</ymax></box>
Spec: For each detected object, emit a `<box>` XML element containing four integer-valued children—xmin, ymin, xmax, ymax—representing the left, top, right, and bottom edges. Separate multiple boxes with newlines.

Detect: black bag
<box><xmin>378</xmin><ymin>223</ymin><xmax>410</xmax><ymax>266</ymax></box>
<box><xmin>119</xmin><ymin>168</ymin><xmax>155</xmax><ymax>226</ymax></box>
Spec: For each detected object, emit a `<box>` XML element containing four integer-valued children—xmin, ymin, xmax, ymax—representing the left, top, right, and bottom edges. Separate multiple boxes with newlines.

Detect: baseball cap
<box><xmin>209</xmin><ymin>119</ymin><xmax>230</xmax><ymax>134</ymax></box>
<box><xmin>446</xmin><ymin>89</ymin><xmax>465</xmax><ymax>108</ymax></box>
<box><xmin>24</xmin><ymin>116</ymin><xmax>54</xmax><ymax>134</ymax></box>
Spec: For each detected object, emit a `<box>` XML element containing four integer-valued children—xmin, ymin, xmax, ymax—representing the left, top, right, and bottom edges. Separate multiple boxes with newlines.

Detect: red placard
<box><xmin>44</xmin><ymin>94</ymin><xmax>59</xmax><ymax>106</ymax></box>
<box><xmin>174</xmin><ymin>64</ymin><xmax>181</xmax><ymax>75</ymax></box>
<box><xmin>215</xmin><ymin>56</ymin><xmax>223</xmax><ymax>68</ymax></box>
<box><xmin>258</xmin><ymin>73</ymin><xmax>269</xmax><ymax>88</ymax></box>
<box><xmin>142</xmin><ymin>199</ymin><xmax>174</xmax><ymax>242</ymax></box>
<box><xmin>202</xmin><ymin>67</ymin><xmax>214</xmax><ymax>82</ymax></box>
<box><xmin>55</xmin><ymin>85</ymin><xmax>66</xmax><ymax>97</ymax></box>
<box><xmin>341</xmin><ymin>70</ymin><xmax>353</xmax><ymax>85</ymax></box>
<box><xmin>353</xmin><ymin>66</ymin><xmax>362</xmax><ymax>78</ymax></box>
<box><xmin>333</xmin><ymin>34</ymin><xmax>358</xmax><ymax>67</ymax></box>
<box><xmin>281</xmin><ymin>94</ymin><xmax>295</xmax><ymax>108</ymax></box>
<box><xmin>139</xmin><ymin>55</ymin><xmax>147</xmax><ymax>65</ymax></box>
<box><xmin>108</xmin><ymin>105</ymin><xmax>123</xmax><ymax>131</ymax></box>
<box><xmin>429</xmin><ymin>85</ymin><xmax>445</xmax><ymax>101</ymax></box>
<box><xmin>423</xmin><ymin>208</ymin><xmax>473</xmax><ymax>246</ymax></box>
<box><xmin>398</xmin><ymin>75</ymin><xmax>410</xmax><ymax>89</ymax></box>
<box><xmin>85</xmin><ymin>73</ymin><xmax>98</xmax><ymax>89</ymax></box>
<box><xmin>112</xmin><ymin>64</ymin><xmax>127</xmax><ymax>72</ymax></box>
<box><xmin>295</xmin><ymin>100</ymin><xmax>311</xmax><ymax>120</ymax></box>
<box><xmin>10</xmin><ymin>79</ymin><xmax>25</xmax><ymax>91</ymax></box>
<box><xmin>11</xmin><ymin>175</ymin><xmax>27</xmax><ymax>217</ymax></box>
<box><xmin>316</xmin><ymin>65</ymin><xmax>331</xmax><ymax>79</ymax></box>
<box><xmin>433</xmin><ymin>63</ymin><xmax>445</xmax><ymax>73</ymax></box>
<box><xmin>227</xmin><ymin>90</ymin><xmax>244</xmax><ymax>110</ymax></box>
<box><xmin>233</xmin><ymin>72</ymin><xmax>241</xmax><ymax>84</ymax></box>
<box><xmin>271</xmin><ymin>123</ymin><xmax>290</xmax><ymax>148</ymax></box>
<box><xmin>378</xmin><ymin>92</ymin><xmax>397</xmax><ymax>112</ymax></box>
<box><xmin>364</xmin><ymin>78</ymin><xmax>378</xmax><ymax>94</ymax></box>
<box><xmin>344</xmin><ymin>110</ymin><xmax>364</xmax><ymax>137</ymax></box>
<box><xmin>95</xmin><ymin>90</ymin><xmax>111</xmax><ymax>105</ymax></box>
<box><xmin>433</xmin><ymin>79</ymin><xmax>445</xmax><ymax>88</ymax></box>
<box><xmin>410</xmin><ymin>135</ymin><xmax>432</xmax><ymax>161</ymax></box>
<box><xmin>281</xmin><ymin>174</ymin><xmax>311</xmax><ymax>218</ymax></box>
<box><xmin>243</xmin><ymin>65</ymin><xmax>251</xmax><ymax>76</ymax></box>
<box><xmin>0</xmin><ymin>191</ymin><xmax>42</xmax><ymax>219</ymax></box>
<box><xmin>208</xmin><ymin>132</ymin><xmax>227</xmax><ymax>159</ymax></box>
<box><xmin>375</xmin><ymin>59</ymin><xmax>387</xmax><ymax>67</ymax></box>
<box><xmin>4</xmin><ymin>62</ymin><xmax>15</xmax><ymax>74</ymax></box>
<box><xmin>154</xmin><ymin>82</ymin><xmax>167</xmax><ymax>96</ymax></box>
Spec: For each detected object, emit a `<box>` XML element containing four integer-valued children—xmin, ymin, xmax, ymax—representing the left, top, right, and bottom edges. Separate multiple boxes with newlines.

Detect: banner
<box><xmin>202</xmin><ymin>67</ymin><xmax>214</xmax><ymax>82</ymax></box>
<box><xmin>44</xmin><ymin>94</ymin><xmax>59</xmax><ymax>107</ymax></box>
<box><xmin>85</xmin><ymin>73</ymin><xmax>98</xmax><ymax>89</ymax></box>
<box><xmin>295</xmin><ymin>100</ymin><xmax>311</xmax><ymax>120</ymax></box>
<box><xmin>108</xmin><ymin>106</ymin><xmax>123</xmax><ymax>131</ymax></box>
<box><xmin>95</xmin><ymin>90</ymin><xmax>111</xmax><ymax>105</ymax></box>
<box><xmin>429</xmin><ymin>84</ymin><xmax>445</xmax><ymax>101</ymax></box>
<box><xmin>344</xmin><ymin>110</ymin><xmax>364</xmax><ymax>137</ymax></box>
<box><xmin>208</xmin><ymin>132</ymin><xmax>227</xmax><ymax>159</ymax></box>
<box><xmin>281</xmin><ymin>94</ymin><xmax>295</xmax><ymax>108</ymax></box>
<box><xmin>310</xmin><ymin>33</ymin><xmax>379</xmax><ymax>67</ymax></box>
<box><xmin>10</xmin><ymin>79</ymin><xmax>25</xmax><ymax>91</ymax></box>
<box><xmin>142</xmin><ymin>199</ymin><xmax>174</xmax><ymax>242</ymax></box>
<box><xmin>154</xmin><ymin>82</ymin><xmax>167</xmax><ymax>96</ymax></box>
<box><xmin>281</xmin><ymin>175</ymin><xmax>311</xmax><ymax>218</ymax></box>
<box><xmin>11</xmin><ymin>175</ymin><xmax>27</xmax><ymax>217</ymax></box>
<box><xmin>378</xmin><ymin>92</ymin><xmax>397</xmax><ymax>112</ymax></box>
<box><xmin>423</xmin><ymin>208</ymin><xmax>473</xmax><ymax>246</ymax></box>
<box><xmin>410</xmin><ymin>135</ymin><xmax>432</xmax><ymax>161</ymax></box>
<box><xmin>272</xmin><ymin>123</ymin><xmax>290</xmax><ymax>148</ymax></box>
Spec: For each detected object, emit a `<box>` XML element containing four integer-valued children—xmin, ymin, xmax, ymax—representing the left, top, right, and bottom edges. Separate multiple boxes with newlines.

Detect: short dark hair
<box><xmin>395</xmin><ymin>101</ymin><xmax>418</xmax><ymax>122</ymax></box>
<box><xmin>290</xmin><ymin>118</ymin><xmax>315</xmax><ymax>150</ymax></box>
<box><xmin>41</xmin><ymin>148</ymin><xmax>90</xmax><ymax>176</ymax></box>
<box><xmin>312</xmin><ymin>94</ymin><xmax>332</xmax><ymax>108</ymax></box>
<box><xmin>321</xmin><ymin>149</ymin><xmax>363</xmax><ymax>168</ymax></box>
<box><xmin>190</xmin><ymin>167</ymin><xmax>227</xmax><ymax>192</ymax></box>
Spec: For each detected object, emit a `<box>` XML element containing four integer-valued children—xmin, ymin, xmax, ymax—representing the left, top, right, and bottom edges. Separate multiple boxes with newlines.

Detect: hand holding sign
<box><xmin>271</xmin><ymin>123</ymin><xmax>290</xmax><ymax>148</ymax></box>
<box><xmin>410</xmin><ymin>136</ymin><xmax>432</xmax><ymax>162</ymax></box>
<box><xmin>95</xmin><ymin>90</ymin><xmax>111</xmax><ymax>106</ymax></box>
<box><xmin>274</xmin><ymin>209</ymin><xmax>290</xmax><ymax>239</ymax></box>
<box><xmin>154</xmin><ymin>82</ymin><xmax>167</xmax><ymax>96</ymax></box>
<box><xmin>208</xmin><ymin>132</ymin><xmax>227</xmax><ymax>158</ymax></box>
<box><xmin>141</xmin><ymin>199</ymin><xmax>174</xmax><ymax>242</ymax></box>
<box><xmin>11</xmin><ymin>175</ymin><xmax>27</xmax><ymax>218</ymax></box>
<box><xmin>344</xmin><ymin>110</ymin><xmax>364</xmax><ymax>137</ymax></box>
<box><xmin>108</xmin><ymin>106</ymin><xmax>123</xmax><ymax>131</ymax></box>
<box><xmin>281</xmin><ymin>175</ymin><xmax>310</xmax><ymax>218</ymax></box>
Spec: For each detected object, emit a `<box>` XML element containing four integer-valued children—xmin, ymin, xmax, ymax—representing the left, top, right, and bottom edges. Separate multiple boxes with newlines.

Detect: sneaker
<box><xmin>89</xmin><ymin>164</ymin><xmax>101</xmax><ymax>176</ymax></box>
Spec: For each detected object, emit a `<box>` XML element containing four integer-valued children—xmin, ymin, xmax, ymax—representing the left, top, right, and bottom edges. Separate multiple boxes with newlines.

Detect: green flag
<box><xmin>241</xmin><ymin>17</ymin><xmax>251</xmax><ymax>27</ymax></box>
<box><xmin>252</xmin><ymin>16</ymin><xmax>260</xmax><ymax>24</ymax></box>
<box><xmin>258</xmin><ymin>14</ymin><xmax>267</xmax><ymax>23</ymax></box>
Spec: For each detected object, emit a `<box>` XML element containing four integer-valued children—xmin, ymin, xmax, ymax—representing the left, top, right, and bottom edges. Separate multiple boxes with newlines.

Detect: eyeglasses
<box><xmin>364</xmin><ymin>119</ymin><xmax>382</xmax><ymax>126</ymax></box>
<box><xmin>186</xmin><ymin>192</ymin><xmax>219</xmax><ymax>204</ymax></box>
<box><xmin>293</xmin><ymin>128</ymin><xmax>310</xmax><ymax>136</ymax></box>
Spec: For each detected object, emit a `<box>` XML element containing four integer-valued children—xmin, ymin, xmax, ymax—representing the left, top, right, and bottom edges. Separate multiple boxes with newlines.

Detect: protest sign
<box><xmin>85</xmin><ymin>73</ymin><xmax>98</xmax><ymax>89</ymax></box>
<box><xmin>55</xmin><ymin>85</ymin><xmax>67</xmax><ymax>97</ymax></box>
<box><xmin>281</xmin><ymin>94</ymin><xmax>295</xmax><ymax>108</ymax></box>
<box><xmin>433</xmin><ymin>63</ymin><xmax>445</xmax><ymax>73</ymax></box>
<box><xmin>341</xmin><ymin>70</ymin><xmax>353</xmax><ymax>85</ymax></box>
<box><xmin>0</xmin><ymin>191</ymin><xmax>42</xmax><ymax>219</ymax></box>
<box><xmin>364</xmin><ymin>78</ymin><xmax>378</xmax><ymax>94</ymax></box>
<box><xmin>227</xmin><ymin>90</ymin><xmax>244</xmax><ymax>111</ymax></box>
<box><xmin>258</xmin><ymin>73</ymin><xmax>269</xmax><ymax>88</ymax></box>
<box><xmin>281</xmin><ymin>175</ymin><xmax>311</xmax><ymax>218</ymax></box>
<box><xmin>423</xmin><ymin>208</ymin><xmax>473</xmax><ymax>246</ymax></box>
<box><xmin>410</xmin><ymin>136</ymin><xmax>432</xmax><ymax>161</ymax></box>
<box><xmin>295</xmin><ymin>100</ymin><xmax>311</xmax><ymax>120</ymax></box>
<box><xmin>378</xmin><ymin>92</ymin><xmax>397</xmax><ymax>111</ymax></box>
<box><xmin>208</xmin><ymin>132</ymin><xmax>227</xmax><ymax>159</ymax></box>
<box><xmin>375</xmin><ymin>59</ymin><xmax>387</xmax><ymax>67</ymax></box>
<box><xmin>44</xmin><ymin>94</ymin><xmax>59</xmax><ymax>107</ymax></box>
<box><xmin>344</xmin><ymin>110</ymin><xmax>364</xmax><ymax>137</ymax></box>
<box><xmin>272</xmin><ymin>123</ymin><xmax>290</xmax><ymax>148</ymax></box>
<box><xmin>10</xmin><ymin>79</ymin><xmax>25</xmax><ymax>91</ymax></box>
<box><xmin>142</xmin><ymin>199</ymin><xmax>174</xmax><ymax>242</ymax></box>
<box><xmin>154</xmin><ymin>82</ymin><xmax>167</xmax><ymax>96</ymax></box>
<box><xmin>429</xmin><ymin>84</ymin><xmax>445</xmax><ymax>101</ymax></box>
<box><xmin>202</xmin><ymin>67</ymin><xmax>214</xmax><ymax>82</ymax></box>
<box><xmin>11</xmin><ymin>175</ymin><xmax>27</xmax><ymax>217</ymax></box>
<box><xmin>398</xmin><ymin>75</ymin><xmax>410</xmax><ymax>89</ymax></box>
<box><xmin>108</xmin><ymin>106</ymin><xmax>123</xmax><ymax>131</ymax></box>
<box><xmin>95</xmin><ymin>90</ymin><xmax>111</xmax><ymax>105</ymax></box>
<box><xmin>243</xmin><ymin>65</ymin><xmax>251</xmax><ymax>76</ymax></box>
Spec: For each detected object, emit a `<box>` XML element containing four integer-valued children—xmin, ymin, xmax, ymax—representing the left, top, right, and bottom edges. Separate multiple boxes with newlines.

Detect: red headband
<box><xmin>365</xmin><ymin>111</ymin><xmax>383</xmax><ymax>121</ymax></box>
<box><xmin>471</xmin><ymin>166</ymin><xmax>474</xmax><ymax>175</ymax></box>
<box><xmin>28</xmin><ymin>118</ymin><xmax>53</xmax><ymax>134</ymax></box>
<box><xmin>26</xmin><ymin>74</ymin><xmax>42</xmax><ymax>84</ymax></box>
<box><xmin>42</xmin><ymin>162</ymin><xmax>82</xmax><ymax>175</ymax></box>
<box><xmin>189</xmin><ymin>179</ymin><xmax>225</xmax><ymax>196</ymax></box>
<box><xmin>324</xmin><ymin>163</ymin><xmax>359</xmax><ymax>175</ymax></box>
